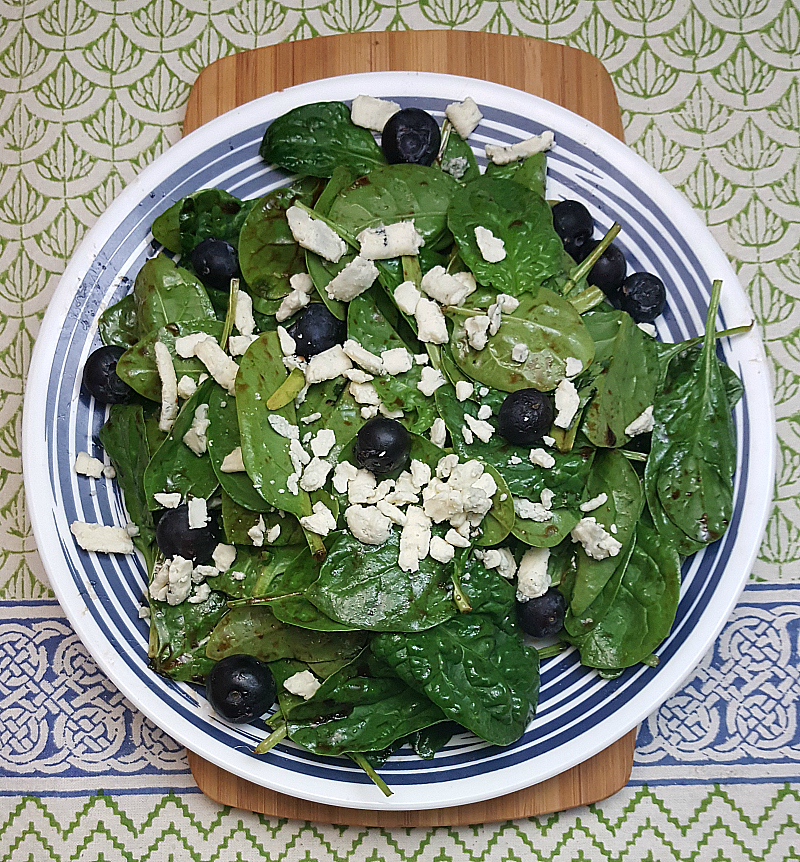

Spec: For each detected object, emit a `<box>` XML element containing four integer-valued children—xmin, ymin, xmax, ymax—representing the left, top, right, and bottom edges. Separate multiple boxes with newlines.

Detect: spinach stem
<box><xmin>294</xmin><ymin>200</ymin><xmax>358</xmax><ymax>249</ymax></box>
<box><xmin>304</xmin><ymin>527</ymin><xmax>328</xmax><ymax>561</ymax></box>
<box><xmin>621</xmin><ymin>450</ymin><xmax>647</xmax><ymax>462</ymax></box>
<box><xmin>349</xmin><ymin>752</ymin><xmax>393</xmax><ymax>797</ymax></box>
<box><xmin>227</xmin><ymin>592</ymin><xmax>305</xmax><ymax>609</ymax></box>
<box><xmin>562</xmin><ymin>222</ymin><xmax>621</xmax><ymax>295</ymax></box>
<box><xmin>450</xmin><ymin>571</ymin><xmax>473</xmax><ymax>612</ymax></box>
<box><xmin>266</xmin><ymin>367</ymin><xmax>306</xmax><ymax>410</ymax></box>
<box><xmin>537</xmin><ymin>643</ymin><xmax>568</xmax><ymax>659</ymax></box>
<box><xmin>568</xmin><ymin>285</ymin><xmax>606</xmax><ymax>314</ymax></box>
<box><xmin>255</xmin><ymin>721</ymin><xmax>288</xmax><ymax>755</ymax></box>
<box><xmin>219</xmin><ymin>277</ymin><xmax>238</xmax><ymax>348</ymax></box>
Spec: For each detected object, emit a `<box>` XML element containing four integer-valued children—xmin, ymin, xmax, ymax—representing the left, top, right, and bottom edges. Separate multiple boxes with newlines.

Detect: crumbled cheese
<box><xmin>299</xmin><ymin>457</ymin><xmax>332</xmax><ymax>492</ymax></box>
<box><xmin>380</xmin><ymin>347</ymin><xmax>413</xmax><ymax>376</ymax></box>
<box><xmin>511</xmin><ymin>343</ymin><xmax>529</xmax><ymax>363</ymax></box>
<box><xmin>571</xmin><ymin>517</ymin><xmax>623</xmax><ymax>560</ymax></box>
<box><xmin>445</xmin><ymin>96</ymin><xmax>483</xmax><ymax>139</ymax></box>
<box><xmin>376</xmin><ymin>499</ymin><xmax>407</xmax><ymax>526</ymax></box>
<box><xmin>441</xmin><ymin>156</ymin><xmax>468</xmax><ymax>179</ymax></box>
<box><xmin>154</xmin><ymin>492</ymin><xmax>182</xmax><ymax>508</ymax></box>
<box><xmin>565</xmin><ymin>356</ymin><xmax>583</xmax><ymax>377</ymax></box>
<box><xmin>187</xmin><ymin>582</ymin><xmax>211</xmax><ymax>604</ymax></box>
<box><xmin>429</xmin><ymin>535</ymin><xmax>455</xmax><ymax>563</ymax></box>
<box><xmin>485</xmin><ymin>130</ymin><xmax>555</xmax><ymax>165</ymax></box>
<box><xmin>183</xmin><ymin>403</ymin><xmax>210</xmax><ymax>456</ymax></box>
<box><xmin>220</xmin><ymin>446</ymin><xmax>246</xmax><ymax>473</ymax></box>
<box><xmin>455</xmin><ymin>380</ymin><xmax>474</xmax><ymax>401</ymax></box>
<box><xmin>248</xmin><ymin>514</ymin><xmax>265</xmax><ymax>547</ymax></box>
<box><xmin>300</xmin><ymin>411</ymin><xmax>322</xmax><ymax>425</ymax></box>
<box><xmin>70</xmin><ymin>522</ymin><xmax>135</xmax><ymax>555</ymax></box>
<box><xmin>333</xmin><ymin>461</ymin><xmax>358</xmax><ymax>494</ymax></box>
<box><xmin>229</xmin><ymin>335</ymin><xmax>258</xmax><ymax>356</ymax></box>
<box><xmin>283</xmin><ymin>669</ymin><xmax>321</xmax><ymax>700</ymax></box>
<box><xmin>486</xmin><ymin>302</ymin><xmax>503</xmax><ymax>337</ymax></box>
<box><xmin>366</xmin><ymin>479</ymin><xmax>396</xmax><ymax>504</ymax></box>
<box><xmin>347</xmin><ymin>469</ymin><xmax>378</xmax><ymax>504</ymax></box>
<box><xmin>542</xmin><ymin>435</ymin><xmax>556</xmax><ymax>447</ymax></box>
<box><xmin>553</xmin><ymin>378</ymin><xmax>580</xmax><ymax>429</ymax></box>
<box><xmin>287</xmin><ymin>438</ymin><xmax>311</xmax><ymax>495</ymax></box>
<box><xmin>638</xmin><ymin>322</ymin><xmax>657</xmax><ymax>337</ymax></box>
<box><xmin>233</xmin><ymin>287</ymin><xmax>255</xmax><ymax>336</ymax></box>
<box><xmin>508</xmin><ymin>455</ymin><xmax>523</xmax><ymax>465</ymax></box>
<box><xmin>415</xmin><ymin>353</ymin><xmax>429</xmax><ymax>365</ymax></box>
<box><xmin>275</xmin><ymin>287</ymin><xmax>310</xmax><ymax>323</ymax></box>
<box><xmin>410</xmin><ymin>459</ymin><xmax>432</xmax><ymax>490</ymax></box>
<box><xmin>267</xmin><ymin>414</ymin><xmax>299</xmax><ymax>440</ymax></box>
<box><xmin>465</xmin><ymin>315</ymin><xmax>491</xmax><ymax>350</ymax></box>
<box><xmin>187</xmin><ymin>497</ymin><xmax>209</xmax><ymax>529</ymax></box>
<box><xmin>420</xmin><ymin>266</ymin><xmax>474</xmax><ymax>306</ymax></box>
<box><xmin>350</xmin><ymin>94</ymin><xmax>400</xmax><ymax>131</ymax></box>
<box><xmin>477</xmin><ymin>404</ymin><xmax>492</xmax><ymax>421</ymax></box>
<box><xmin>266</xmin><ymin>524</ymin><xmax>281</xmax><ymax>543</ymax></box>
<box><xmin>299</xmin><ymin>500</ymin><xmax>337</xmax><ymax>536</ymax></box>
<box><xmin>149</xmin><ymin>555</ymin><xmax>193</xmax><ymax>605</ymax></box>
<box><xmin>384</xmin><ymin>471</ymin><xmax>419</xmax><ymax>506</ymax></box>
<box><xmin>174</xmin><ymin>332</ymin><xmax>207</xmax><ymax>358</ymax></box>
<box><xmin>435</xmin><ymin>453</ymin><xmax>459</xmax><ymax>478</ymax></box>
<box><xmin>357</xmin><ymin>221</ymin><xmax>424</xmax><ymax>259</ymax></box>
<box><xmin>444</xmin><ymin>528</ymin><xmax>471</xmax><ymax>548</ymax></box>
<box><xmin>305</xmin><ymin>344</ymin><xmax>352</xmax><ymax>384</ymax></box>
<box><xmin>513</xmin><ymin>496</ymin><xmax>553</xmax><ymax>522</ymax></box>
<box><xmin>495</xmin><ymin>294</ymin><xmax>520</xmax><ymax>313</ymax></box>
<box><xmin>276</xmin><ymin>326</ymin><xmax>296</xmax><ymax>357</ymax></box>
<box><xmin>345</xmin><ymin>504</ymin><xmax>392</xmax><ymax>545</ymax></box>
<box><xmin>529</xmin><ymin>448</ymin><xmax>555</xmax><ymax>468</ymax></box>
<box><xmin>540</xmin><ymin>488</ymin><xmax>555</xmax><ymax>510</ymax></box>
<box><xmin>177</xmin><ymin>375</ymin><xmax>197</xmax><ymax>400</ymax></box>
<box><xmin>286</xmin><ymin>205</ymin><xmax>347</xmax><ymax>262</ymax></box>
<box><xmin>349</xmin><ymin>381</ymin><xmax>381</xmax><ymax>405</ymax></box>
<box><xmin>124</xmin><ymin>521</ymin><xmax>138</xmax><ymax>536</ymax></box>
<box><xmin>624</xmin><ymin>405</ymin><xmax>654</xmax><ymax>437</ymax></box>
<box><xmin>74</xmin><ymin>451</ymin><xmax>104</xmax><ymax>479</ymax></box>
<box><xmin>474</xmin><ymin>226</ymin><xmax>506</xmax><ymax>262</ymax></box>
<box><xmin>422</xmin><ymin>460</ymin><xmax>496</xmax><ymax>534</ymax></box>
<box><xmin>343</xmin><ymin>339</ymin><xmax>385</xmax><ymax>375</ymax></box>
<box><xmin>398</xmin><ymin>506</ymin><xmax>432</xmax><ymax>572</ymax></box>
<box><xmin>482</xmin><ymin>547</ymin><xmax>518</xmax><ymax>580</ymax></box>
<box><xmin>610</xmin><ymin>523</ymin><xmax>618</xmax><ymax>534</ymax></box>
<box><xmin>580</xmin><ymin>493</ymin><xmax>608</xmax><ymax>512</ymax></box>
<box><xmin>325</xmin><ymin>255</ymin><xmax>379</xmax><ymax>302</ymax></box>
<box><xmin>361</xmin><ymin>405</ymin><xmax>379</xmax><ymax>419</ymax></box>
<box><xmin>394</xmin><ymin>280</ymin><xmax>422</xmax><ymax>315</ymax></box>
<box><xmin>154</xmin><ymin>340</ymin><xmax>178</xmax><ymax>432</ymax></box>
<box><xmin>462</xmin><ymin>425</ymin><xmax>474</xmax><ymax>445</ymax></box>
<box><xmin>464</xmin><ymin>413</ymin><xmax>494</xmax><ymax>442</ymax></box>
<box><xmin>414</xmin><ymin>298</ymin><xmax>448</xmax><ymax>344</ymax></box>
<box><xmin>429</xmin><ymin>417</ymin><xmax>447</xmax><ymax>447</ymax></box>
<box><xmin>310</xmin><ymin>429</ymin><xmax>336</xmax><ymax>458</ymax></box>
<box><xmin>516</xmin><ymin>547</ymin><xmax>551</xmax><ymax>602</ymax></box>
<box><xmin>193</xmin><ymin>336</ymin><xmax>239</xmax><ymax>394</ymax></box>
<box><xmin>212</xmin><ymin>544</ymin><xmax>236</xmax><ymax>572</ymax></box>
<box><xmin>417</xmin><ymin>366</ymin><xmax>447</xmax><ymax>396</ymax></box>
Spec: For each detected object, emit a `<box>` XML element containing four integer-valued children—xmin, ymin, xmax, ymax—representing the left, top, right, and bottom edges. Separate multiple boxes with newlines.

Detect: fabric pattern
<box><xmin>1</xmin><ymin>0</ymin><xmax>798</xmax><ymax>859</ymax></box>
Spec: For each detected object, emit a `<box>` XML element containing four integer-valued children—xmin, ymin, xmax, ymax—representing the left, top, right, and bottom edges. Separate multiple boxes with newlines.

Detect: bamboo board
<box><xmin>184</xmin><ymin>30</ymin><xmax>633</xmax><ymax>825</ymax></box>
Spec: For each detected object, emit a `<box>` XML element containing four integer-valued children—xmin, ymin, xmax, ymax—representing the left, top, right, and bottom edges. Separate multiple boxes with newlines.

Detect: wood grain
<box><xmin>183</xmin><ymin>30</ymin><xmax>632</xmax><ymax>824</ymax></box>
<box><xmin>183</xmin><ymin>31</ymin><xmax>624</xmax><ymax>141</ymax></box>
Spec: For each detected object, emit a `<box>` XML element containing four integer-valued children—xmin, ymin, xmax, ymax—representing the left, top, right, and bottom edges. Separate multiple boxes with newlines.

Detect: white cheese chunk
<box><xmin>305</xmin><ymin>344</ymin><xmax>352</xmax><ymax>384</ymax></box>
<box><xmin>183</xmin><ymin>403</ymin><xmax>210</xmax><ymax>456</ymax></box>
<box><xmin>228</xmin><ymin>334</ymin><xmax>258</xmax><ymax>356</ymax></box>
<box><xmin>177</xmin><ymin>375</ymin><xmax>197</xmax><ymax>400</ymax></box>
<box><xmin>554</xmin><ymin>378</ymin><xmax>580</xmax><ymax>429</ymax></box>
<box><xmin>420</xmin><ymin>266</ymin><xmax>474</xmax><ymax>306</ymax></box>
<box><xmin>154</xmin><ymin>340</ymin><xmax>178</xmax><ymax>432</ymax></box>
<box><xmin>361</xmin><ymin>405</ymin><xmax>379</xmax><ymax>419</ymax></box>
<box><xmin>300</xmin><ymin>411</ymin><xmax>322</xmax><ymax>425</ymax></box>
<box><xmin>350</xmin><ymin>94</ymin><xmax>400</xmax><ymax>131</ymax></box>
<box><xmin>212</xmin><ymin>543</ymin><xmax>236</xmax><ymax>572</ymax></box>
<box><xmin>565</xmin><ymin>356</ymin><xmax>583</xmax><ymax>377</ymax></box>
<box><xmin>276</xmin><ymin>326</ymin><xmax>296</xmax><ymax>357</ymax></box>
<box><xmin>638</xmin><ymin>322</ymin><xmax>657</xmax><ymax>337</ymax></box>
<box><xmin>455</xmin><ymin>380</ymin><xmax>474</xmax><ymax>401</ymax></box>
<box><xmin>464</xmin><ymin>413</ymin><xmax>494</xmax><ymax>442</ymax></box>
<box><xmin>266</xmin><ymin>524</ymin><xmax>281</xmax><ymax>544</ymax></box>
<box><xmin>540</xmin><ymin>488</ymin><xmax>555</xmax><ymax>510</ymax></box>
<box><xmin>357</xmin><ymin>221</ymin><xmax>424</xmax><ymax>259</ymax></box>
<box><xmin>529</xmin><ymin>448</ymin><xmax>555</xmax><ymax>469</ymax></box>
<box><xmin>414</xmin><ymin>353</ymin><xmax>429</xmax><ymax>365</ymax></box>
<box><xmin>580</xmin><ymin>493</ymin><xmax>608</xmax><ymax>513</ymax></box>
<box><xmin>477</xmin><ymin>404</ymin><xmax>492</xmax><ymax>420</ymax></box>
<box><xmin>275</xmin><ymin>287</ymin><xmax>310</xmax><ymax>323</ymax></box>
<box><xmin>220</xmin><ymin>446</ymin><xmax>246</xmax><ymax>473</ymax></box>
<box><xmin>154</xmin><ymin>492</ymin><xmax>182</xmax><ymax>508</ymax></box>
<box><xmin>513</xmin><ymin>497</ymin><xmax>553</xmax><ymax>522</ymax></box>
<box><xmin>349</xmin><ymin>381</ymin><xmax>381</xmax><ymax>405</ymax></box>
<box><xmin>70</xmin><ymin>522</ymin><xmax>135</xmax><ymax>555</ymax></box>
<box><xmin>286</xmin><ymin>205</ymin><xmax>346</xmax><ymax>262</ymax></box>
<box><xmin>485</xmin><ymin>130</ymin><xmax>555</xmax><ymax>165</ymax></box>
<box><xmin>394</xmin><ymin>280</ymin><xmax>422</xmax><ymax>315</ymax></box>
<box><xmin>543</xmin><ymin>435</ymin><xmax>556</xmax><ymax>447</ymax></box>
<box><xmin>193</xmin><ymin>336</ymin><xmax>239</xmax><ymax>394</ymax></box>
<box><xmin>299</xmin><ymin>500</ymin><xmax>337</xmax><ymax>536</ymax></box>
<box><xmin>571</xmin><ymin>517</ymin><xmax>622</xmax><ymax>560</ymax></box>
<box><xmin>299</xmin><ymin>457</ymin><xmax>332</xmax><ymax>492</ymax></box>
<box><xmin>429</xmin><ymin>417</ymin><xmax>447</xmax><ymax>447</ymax></box>
<box><xmin>441</xmin><ymin>156</ymin><xmax>469</xmax><ymax>179</ymax></box>
<box><xmin>381</xmin><ymin>347</ymin><xmax>413</xmax><ymax>376</ymax></box>
<box><xmin>283</xmin><ymin>670</ymin><xmax>321</xmax><ymax>700</ymax></box>
<box><xmin>410</xmin><ymin>459</ymin><xmax>432</xmax><ymax>490</ymax></box>
<box><xmin>516</xmin><ymin>547</ymin><xmax>551</xmax><ymax>602</ymax></box>
<box><xmin>310</xmin><ymin>429</ymin><xmax>336</xmax><ymax>458</ymax></box>
<box><xmin>343</xmin><ymin>368</ymin><xmax>374</xmax><ymax>384</ymax></box>
<box><xmin>333</xmin><ymin>461</ymin><xmax>358</xmax><ymax>494</ymax></box>
<box><xmin>187</xmin><ymin>497</ymin><xmax>209</xmax><ymax>529</ymax></box>
<box><xmin>483</xmin><ymin>547</ymin><xmax>518</xmax><ymax>580</ymax></box>
<box><xmin>325</xmin><ymin>255</ymin><xmax>379</xmax><ymax>302</ymax></box>
<box><xmin>149</xmin><ymin>555</ymin><xmax>193</xmax><ymax>605</ymax></box>
<box><xmin>234</xmin><ymin>288</ymin><xmax>255</xmax><ymax>336</ymax></box>
<box><xmin>398</xmin><ymin>506</ymin><xmax>432</xmax><ymax>572</ymax></box>
<box><xmin>347</xmin><ymin>468</ymin><xmax>377</xmax><ymax>504</ymax></box>
<box><xmin>376</xmin><ymin>499</ymin><xmax>407</xmax><ymax>526</ymax></box>
<box><xmin>474</xmin><ymin>226</ymin><xmax>506</xmax><ymax>262</ymax></box>
<box><xmin>429</xmin><ymin>535</ymin><xmax>455</xmax><ymax>563</ymax></box>
<box><xmin>417</xmin><ymin>366</ymin><xmax>447</xmax><ymax>396</ymax></box>
<box><xmin>187</xmin><ymin>582</ymin><xmax>211</xmax><ymax>604</ymax></box>
<box><xmin>445</xmin><ymin>96</ymin><xmax>483</xmax><ymax>139</ymax></box>
<box><xmin>174</xmin><ymin>332</ymin><xmax>207</xmax><ymax>358</ymax></box>
<box><xmin>465</xmin><ymin>315</ymin><xmax>491</xmax><ymax>350</ymax></box>
<box><xmin>343</xmin><ymin>339</ymin><xmax>385</xmax><ymax>375</ymax></box>
<box><xmin>345</xmin><ymin>504</ymin><xmax>392</xmax><ymax>545</ymax></box>
<box><xmin>267</xmin><ymin>414</ymin><xmax>299</xmax><ymax>440</ymax></box>
<box><xmin>462</xmin><ymin>426</ymin><xmax>474</xmax><ymax>445</ymax></box>
<box><xmin>102</xmin><ymin>465</ymin><xmax>116</xmax><ymax>479</ymax></box>
<box><xmin>624</xmin><ymin>405</ymin><xmax>654</xmax><ymax>437</ymax></box>
<box><xmin>366</xmin><ymin>478</ymin><xmax>395</xmax><ymax>504</ymax></box>
<box><xmin>444</xmin><ymin>528</ymin><xmax>471</xmax><ymax>548</ymax></box>
<box><xmin>414</xmin><ymin>299</ymin><xmax>448</xmax><ymax>344</ymax></box>
<box><xmin>511</xmin><ymin>343</ymin><xmax>529</xmax><ymax>363</ymax></box>
<box><xmin>74</xmin><ymin>451</ymin><xmax>104</xmax><ymax>479</ymax></box>
<box><xmin>247</xmin><ymin>514</ymin><xmax>265</xmax><ymax>547</ymax></box>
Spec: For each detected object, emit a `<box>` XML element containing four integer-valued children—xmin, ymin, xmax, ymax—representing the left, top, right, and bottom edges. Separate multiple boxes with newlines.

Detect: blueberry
<box><xmin>287</xmin><ymin>304</ymin><xmax>346</xmax><ymax>358</ymax></box>
<box><xmin>517</xmin><ymin>588</ymin><xmax>567</xmax><ymax>638</ymax></box>
<box><xmin>155</xmin><ymin>503</ymin><xmax>218</xmax><ymax>564</ymax></box>
<box><xmin>619</xmin><ymin>272</ymin><xmax>666</xmax><ymax>323</ymax></box>
<box><xmin>381</xmin><ymin>108</ymin><xmax>441</xmax><ymax>166</ymax></box>
<box><xmin>190</xmin><ymin>237</ymin><xmax>240</xmax><ymax>292</ymax></box>
<box><xmin>206</xmin><ymin>655</ymin><xmax>277</xmax><ymax>723</ymax></box>
<box><xmin>82</xmin><ymin>345</ymin><xmax>134</xmax><ymax>404</ymax></box>
<box><xmin>552</xmin><ymin>200</ymin><xmax>593</xmax><ymax>246</ymax></box>
<box><xmin>578</xmin><ymin>240</ymin><xmax>627</xmax><ymax>300</ymax></box>
<box><xmin>353</xmin><ymin>418</ymin><xmax>411</xmax><ymax>475</ymax></box>
<box><xmin>497</xmin><ymin>389</ymin><xmax>554</xmax><ymax>446</ymax></box>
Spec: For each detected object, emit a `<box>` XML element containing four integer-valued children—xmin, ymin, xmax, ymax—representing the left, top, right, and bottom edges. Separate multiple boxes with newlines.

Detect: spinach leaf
<box><xmin>447</xmin><ymin>176</ymin><xmax>566</xmax><ymax>297</ymax></box>
<box><xmin>581</xmin><ymin>306</ymin><xmax>625</xmax><ymax>367</ymax></box>
<box><xmin>568</xmin><ymin>448</ymin><xmax>643</xmax><ymax>617</ymax></box>
<box><xmin>295</xmin><ymin>376</ymin><xmax>365</xmax><ymax>463</ymax></box>
<box><xmin>440</xmin><ymin>132</ymin><xmax>480</xmax><ymax>183</ymax></box>
<box><xmin>238</xmin><ymin>180</ymin><xmax>321</xmax><ymax>302</ymax></box>
<box><xmin>260</xmin><ymin>102</ymin><xmax>385</xmax><ymax>178</ymax></box>
<box><xmin>582</xmin><ymin>314</ymin><xmax>661</xmax><ymax>448</ymax></box>
<box><xmin>307</xmin><ymin>529</ymin><xmax>457</xmax><ymax>632</ymax></box>
<box><xmin>644</xmin><ymin>281</ymin><xmax>737</xmax><ymax>554</ymax></box>
<box><xmin>204</xmin><ymin>543</ymin><xmax>263</xmax><ymax>599</ymax></box>
<box><xmin>485</xmin><ymin>152</ymin><xmax>547</xmax><ymax>196</ymax></box>
<box><xmin>371</xmin><ymin>611</ymin><xmax>539</xmax><ymax>746</ymax></box>
<box><xmin>220</xmin><ymin>492</ymin><xmax>303</xmax><ymax>547</ymax></box>
<box><xmin>327</xmin><ymin>164</ymin><xmax>458</xmax><ymax>252</ymax></box>
<box><xmin>116</xmin><ymin>318</ymin><xmax>223</xmax><ymax>402</ymax></box>
<box><xmin>150</xmin><ymin>590</ymin><xmax>228</xmax><ymax>682</ymax></box>
<box><xmin>132</xmin><ymin>255</ymin><xmax>216</xmax><ymax>339</ymax></box>
<box><xmin>236</xmin><ymin>332</ymin><xmax>313</xmax><ymax>520</ymax></box>
<box><xmin>513</xmin><ymin>508</ymin><xmax>580</xmax><ymax>548</ymax></box>
<box><xmin>177</xmin><ymin>189</ymin><xmax>252</xmax><ymax>254</ymax></box>
<box><xmin>205</xmin><ymin>604</ymin><xmax>365</xmax><ymax>663</ymax></box>
<box><xmin>564</xmin><ymin>518</ymin><xmax>681</xmax><ymax>668</ymax></box>
<box><xmin>98</xmin><ymin>292</ymin><xmax>138</xmax><ymax>348</ymax></box>
<box><xmin>142</xmin><ymin>378</ymin><xmax>220</xmax><ymax>508</ymax></box>
<box><xmin>448</xmin><ymin>289</ymin><xmax>595</xmax><ymax>393</ymax></box>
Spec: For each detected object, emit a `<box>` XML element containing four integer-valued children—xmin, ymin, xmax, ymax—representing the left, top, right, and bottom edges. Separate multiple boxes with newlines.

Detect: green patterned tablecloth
<box><xmin>2</xmin><ymin>2</ymin><xmax>798</xmax><ymax>859</ymax></box>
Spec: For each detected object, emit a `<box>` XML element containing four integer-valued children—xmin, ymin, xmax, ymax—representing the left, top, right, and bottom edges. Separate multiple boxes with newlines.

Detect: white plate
<box><xmin>23</xmin><ymin>72</ymin><xmax>775</xmax><ymax>810</ymax></box>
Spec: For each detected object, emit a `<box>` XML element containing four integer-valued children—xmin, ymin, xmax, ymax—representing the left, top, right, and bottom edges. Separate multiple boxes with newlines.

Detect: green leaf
<box><xmin>98</xmin><ymin>293</ymin><xmax>139</xmax><ymax>348</ymax></box>
<box><xmin>177</xmin><ymin>188</ymin><xmax>253</xmax><ymax>254</ymax></box>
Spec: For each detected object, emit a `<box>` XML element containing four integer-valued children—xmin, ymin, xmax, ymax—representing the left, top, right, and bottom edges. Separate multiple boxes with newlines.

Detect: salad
<box><xmin>71</xmin><ymin>95</ymin><xmax>744</xmax><ymax>794</ymax></box>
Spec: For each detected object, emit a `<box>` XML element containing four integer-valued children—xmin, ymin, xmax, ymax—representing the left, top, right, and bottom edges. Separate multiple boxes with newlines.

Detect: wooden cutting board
<box><xmin>183</xmin><ymin>30</ymin><xmax>634</xmax><ymax>826</ymax></box>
